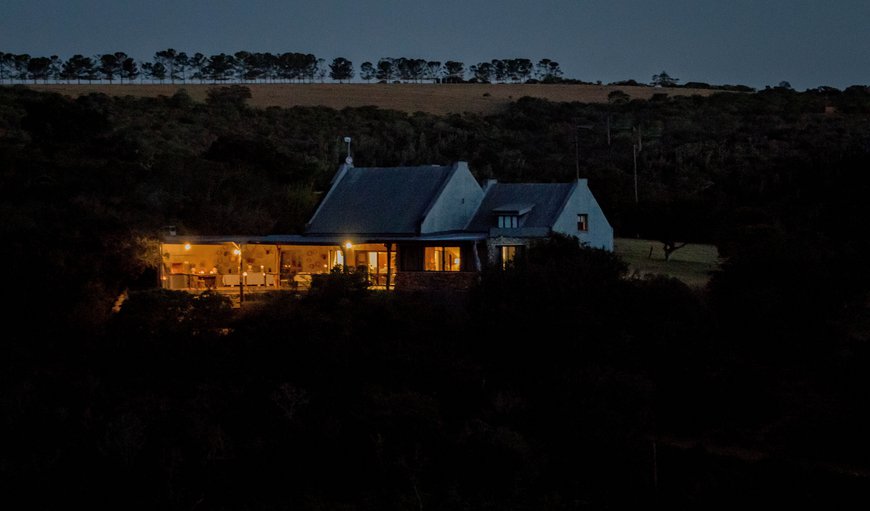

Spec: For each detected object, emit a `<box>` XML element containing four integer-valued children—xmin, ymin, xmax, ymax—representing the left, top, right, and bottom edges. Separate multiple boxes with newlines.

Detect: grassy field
<box><xmin>22</xmin><ymin>82</ymin><xmax>723</xmax><ymax>115</ymax></box>
<box><xmin>614</xmin><ymin>238</ymin><xmax>720</xmax><ymax>288</ymax></box>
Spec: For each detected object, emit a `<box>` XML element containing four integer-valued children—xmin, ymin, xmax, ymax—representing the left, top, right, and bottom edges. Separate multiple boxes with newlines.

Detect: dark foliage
<box><xmin>3</xmin><ymin>85</ymin><xmax>870</xmax><ymax>508</ymax></box>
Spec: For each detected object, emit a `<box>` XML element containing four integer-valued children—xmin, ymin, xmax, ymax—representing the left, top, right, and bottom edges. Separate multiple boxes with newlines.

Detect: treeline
<box><xmin>1</xmin><ymin>49</ymin><xmax>754</xmax><ymax>89</ymax></box>
<box><xmin>0</xmin><ymin>50</ymin><xmax>323</xmax><ymax>84</ymax></box>
<box><xmin>0</xmin><ymin>50</ymin><xmax>568</xmax><ymax>85</ymax></box>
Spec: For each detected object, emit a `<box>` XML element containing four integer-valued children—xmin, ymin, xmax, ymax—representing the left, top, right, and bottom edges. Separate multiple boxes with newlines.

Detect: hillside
<box><xmin>4</xmin><ymin>81</ymin><xmax>870</xmax><ymax>509</ymax></box>
<box><xmin>23</xmin><ymin>82</ymin><xmax>721</xmax><ymax>115</ymax></box>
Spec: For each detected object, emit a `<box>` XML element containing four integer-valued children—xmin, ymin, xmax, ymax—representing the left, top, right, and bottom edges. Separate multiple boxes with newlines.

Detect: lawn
<box><xmin>614</xmin><ymin>238</ymin><xmax>720</xmax><ymax>288</ymax></box>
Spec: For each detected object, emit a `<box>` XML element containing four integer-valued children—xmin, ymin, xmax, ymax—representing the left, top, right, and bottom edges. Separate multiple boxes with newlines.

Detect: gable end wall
<box><xmin>552</xmin><ymin>180</ymin><xmax>613</xmax><ymax>250</ymax></box>
<box><xmin>419</xmin><ymin>162</ymin><xmax>484</xmax><ymax>234</ymax></box>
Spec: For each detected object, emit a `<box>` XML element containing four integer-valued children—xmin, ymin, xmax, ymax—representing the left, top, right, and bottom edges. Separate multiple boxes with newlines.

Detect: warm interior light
<box><xmin>184</xmin><ymin>243</ymin><xmax>191</xmax><ymax>250</ymax></box>
<box><xmin>233</xmin><ymin>248</ymin><xmax>241</xmax><ymax>256</ymax></box>
<box><xmin>344</xmin><ymin>241</ymin><xmax>353</xmax><ymax>250</ymax></box>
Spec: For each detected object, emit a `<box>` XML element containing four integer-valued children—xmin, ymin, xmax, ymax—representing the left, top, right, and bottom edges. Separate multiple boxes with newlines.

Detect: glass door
<box><xmin>355</xmin><ymin>251</ymin><xmax>396</xmax><ymax>286</ymax></box>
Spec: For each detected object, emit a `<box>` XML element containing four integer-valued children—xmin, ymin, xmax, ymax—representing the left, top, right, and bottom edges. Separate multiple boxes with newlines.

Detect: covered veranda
<box><xmin>159</xmin><ymin>232</ymin><xmax>487</xmax><ymax>299</ymax></box>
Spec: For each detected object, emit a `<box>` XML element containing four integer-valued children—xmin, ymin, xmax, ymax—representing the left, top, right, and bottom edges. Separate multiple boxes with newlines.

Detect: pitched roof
<box><xmin>466</xmin><ymin>182</ymin><xmax>576</xmax><ymax>232</ymax></box>
<box><xmin>306</xmin><ymin>164</ymin><xmax>457</xmax><ymax>235</ymax></box>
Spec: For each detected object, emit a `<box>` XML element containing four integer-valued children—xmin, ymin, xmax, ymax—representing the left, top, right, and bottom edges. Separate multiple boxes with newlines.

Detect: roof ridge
<box><xmin>305</xmin><ymin>163</ymin><xmax>351</xmax><ymax>232</ymax></box>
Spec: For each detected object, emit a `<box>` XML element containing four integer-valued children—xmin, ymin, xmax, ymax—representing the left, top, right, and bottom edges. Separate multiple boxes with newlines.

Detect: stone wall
<box><xmin>393</xmin><ymin>271</ymin><xmax>479</xmax><ymax>291</ymax></box>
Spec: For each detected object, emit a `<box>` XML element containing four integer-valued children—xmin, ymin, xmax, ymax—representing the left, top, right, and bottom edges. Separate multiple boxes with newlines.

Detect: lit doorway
<box><xmin>354</xmin><ymin>250</ymin><xmax>396</xmax><ymax>287</ymax></box>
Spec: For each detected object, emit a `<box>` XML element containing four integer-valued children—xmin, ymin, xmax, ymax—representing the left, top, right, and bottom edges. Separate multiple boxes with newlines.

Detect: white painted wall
<box><xmin>420</xmin><ymin>162</ymin><xmax>485</xmax><ymax>234</ymax></box>
<box><xmin>552</xmin><ymin>179</ymin><xmax>613</xmax><ymax>251</ymax></box>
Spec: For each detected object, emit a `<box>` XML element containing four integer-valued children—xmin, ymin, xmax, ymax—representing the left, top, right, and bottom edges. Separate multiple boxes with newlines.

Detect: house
<box><xmin>468</xmin><ymin>179</ymin><xmax>613</xmax><ymax>266</ymax></box>
<box><xmin>158</xmin><ymin>161</ymin><xmax>612</xmax><ymax>293</ymax></box>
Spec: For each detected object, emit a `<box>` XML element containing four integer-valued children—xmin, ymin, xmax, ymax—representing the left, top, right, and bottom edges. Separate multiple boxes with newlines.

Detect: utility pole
<box><xmin>574</xmin><ymin>129</ymin><xmax>580</xmax><ymax>180</ymax></box>
<box><xmin>633</xmin><ymin>143</ymin><xmax>639</xmax><ymax>204</ymax></box>
<box><xmin>636</xmin><ymin>124</ymin><xmax>642</xmax><ymax>152</ymax></box>
<box><xmin>632</xmin><ymin>123</ymin><xmax>642</xmax><ymax>204</ymax></box>
<box><xmin>573</xmin><ymin>122</ymin><xmax>593</xmax><ymax>180</ymax></box>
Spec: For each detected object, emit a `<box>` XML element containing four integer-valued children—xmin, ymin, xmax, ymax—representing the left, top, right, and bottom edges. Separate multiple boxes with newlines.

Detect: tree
<box><xmin>394</xmin><ymin>57</ymin><xmax>411</xmax><ymax>81</ymax></box>
<box><xmin>27</xmin><ymin>56</ymin><xmax>52</xmax><ymax>83</ymax></box>
<box><xmin>303</xmin><ymin>54</ymin><xmax>319</xmax><ymax>82</ymax></box>
<box><xmin>155</xmin><ymin>48</ymin><xmax>178</xmax><ymax>83</ymax></box>
<box><xmin>98</xmin><ymin>53</ymin><xmax>121</xmax><ymax>82</ymax></box>
<box><xmin>470</xmin><ymin>62</ymin><xmax>493</xmax><ymax>82</ymax></box>
<box><xmin>204</xmin><ymin>53</ymin><xmax>236</xmax><ymax>83</ymax></box>
<box><xmin>514</xmin><ymin>58</ymin><xmax>533</xmax><ymax>82</ymax></box>
<box><xmin>535</xmin><ymin>58</ymin><xmax>563</xmax><ymax>82</ymax></box>
<box><xmin>282</xmin><ymin>52</ymin><xmax>318</xmax><ymax>82</ymax></box>
<box><xmin>174</xmin><ymin>52</ymin><xmax>189</xmax><ymax>82</ymax></box>
<box><xmin>206</xmin><ymin>85</ymin><xmax>252</xmax><ymax>109</ymax></box>
<box><xmin>189</xmin><ymin>52</ymin><xmax>206</xmax><ymax>83</ymax></box>
<box><xmin>61</xmin><ymin>55</ymin><xmax>95</xmax><ymax>84</ymax></box>
<box><xmin>0</xmin><ymin>53</ymin><xmax>12</xmax><ymax>83</ymax></box>
<box><xmin>259</xmin><ymin>53</ymin><xmax>278</xmax><ymax>81</ymax></box>
<box><xmin>376</xmin><ymin>58</ymin><xmax>395</xmax><ymax>82</ymax></box>
<box><xmin>234</xmin><ymin>51</ymin><xmax>274</xmax><ymax>82</ymax></box>
<box><xmin>277</xmin><ymin>52</ymin><xmax>307</xmax><ymax>82</ymax></box>
<box><xmin>426</xmin><ymin>60</ymin><xmax>442</xmax><ymax>83</ymax></box>
<box><xmin>147</xmin><ymin>62</ymin><xmax>167</xmax><ymax>83</ymax></box>
<box><xmin>329</xmin><ymin>57</ymin><xmax>353</xmax><ymax>83</ymax></box>
<box><xmin>443</xmin><ymin>60</ymin><xmax>464</xmax><ymax>83</ymax></box>
<box><xmin>12</xmin><ymin>53</ymin><xmax>30</xmax><ymax>82</ymax></box>
<box><xmin>234</xmin><ymin>51</ymin><xmax>253</xmax><ymax>81</ymax></box>
<box><xmin>359</xmin><ymin>61</ymin><xmax>375</xmax><ymax>83</ymax></box>
<box><xmin>407</xmin><ymin>58</ymin><xmax>427</xmax><ymax>82</ymax></box>
<box><xmin>48</xmin><ymin>55</ymin><xmax>62</xmax><ymax>82</ymax></box>
<box><xmin>651</xmin><ymin>70</ymin><xmax>679</xmax><ymax>87</ymax></box>
<box><xmin>607</xmin><ymin>90</ymin><xmax>630</xmax><ymax>104</ymax></box>
<box><xmin>113</xmin><ymin>52</ymin><xmax>129</xmax><ymax>81</ymax></box>
<box><xmin>121</xmin><ymin>57</ymin><xmax>139</xmax><ymax>83</ymax></box>
<box><xmin>491</xmin><ymin>59</ymin><xmax>507</xmax><ymax>82</ymax></box>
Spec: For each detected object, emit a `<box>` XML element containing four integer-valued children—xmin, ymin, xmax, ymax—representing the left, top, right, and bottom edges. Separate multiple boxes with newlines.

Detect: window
<box><xmin>498</xmin><ymin>215</ymin><xmax>519</xmax><ymax>228</ymax></box>
<box><xmin>500</xmin><ymin>245</ymin><xmax>524</xmax><ymax>269</ymax></box>
<box><xmin>577</xmin><ymin>213</ymin><xmax>588</xmax><ymax>232</ymax></box>
<box><xmin>425</xmin><ymin>246</ymin><xmax>461</xmax><ymax>271</ymax></box>
<box><xmin>328</xmin><ymin>249</ymin><xmax>344</xmax><ymax>269</ymax></box>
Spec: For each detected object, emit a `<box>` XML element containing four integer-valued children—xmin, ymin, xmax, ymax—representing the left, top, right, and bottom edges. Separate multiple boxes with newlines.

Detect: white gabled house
<box><xmin>159</xmin><ymin>161</ymin><xmax>613</xmax><ymax>293</ymax></box>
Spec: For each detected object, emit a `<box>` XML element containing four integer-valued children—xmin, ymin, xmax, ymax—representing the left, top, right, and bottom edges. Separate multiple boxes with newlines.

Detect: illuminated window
<box><xmin>328</xmin><ymin>249</ymin><xmax>345</xmax><ymax>269</ymax></box>
<box><xmin>498</xmin><ymin>215</ymin><xmax>519</xmax><ymax>228</ymax></box>
<box><xmin>500</xmin><ymin>245</ymin><xmax>524</xmax><ymax>269</ymax></box>
<box><xmin>577</xmin><ymin>213</ymin><xmax>588</xmax><ymax>232</ymax></box>
<box><xmin>425</xmin><ymin>246</ymin><xmax>461</xmax><ymax>271</ymax></box>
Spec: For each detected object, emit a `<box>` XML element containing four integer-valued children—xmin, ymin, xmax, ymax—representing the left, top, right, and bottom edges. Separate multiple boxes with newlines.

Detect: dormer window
<box><xmin>493</xmin><ymin>203</ymin><xmax>534</xmax><ymax>229</ymax></box>
<box><xmin>498</xmin><ymin>215</ymin><xmax>519</xmax><ymax>228</ymax></box>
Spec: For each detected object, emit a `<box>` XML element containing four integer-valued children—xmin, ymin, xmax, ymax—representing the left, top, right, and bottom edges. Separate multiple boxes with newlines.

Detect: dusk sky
<box><xmin>2</xmin><ymin>0</ymin><xmax>867</xmax><ymax>90</ymax></box>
